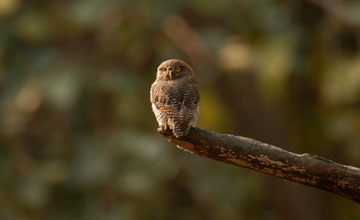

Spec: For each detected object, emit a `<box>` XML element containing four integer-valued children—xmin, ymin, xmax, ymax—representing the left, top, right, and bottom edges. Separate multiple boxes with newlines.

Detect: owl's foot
<box><xmin>157</xmin><ymin>124</ymin><xmax>171</xmax><ymax>132</ymax></box>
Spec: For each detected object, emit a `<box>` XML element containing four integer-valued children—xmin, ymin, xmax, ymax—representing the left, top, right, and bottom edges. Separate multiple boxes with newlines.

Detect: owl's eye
<box><xmin>161</xmin><ymin>68</ymin><xmax>166</xmax><ymax>73</ymax></box>
<box><xmin>174</xmin><ymin>66</ymin><xmax>181</xmax><ymax>72</ymax></box>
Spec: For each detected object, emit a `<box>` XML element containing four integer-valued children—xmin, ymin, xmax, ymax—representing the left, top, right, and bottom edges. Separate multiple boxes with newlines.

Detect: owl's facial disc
<box><xmin>157</xmin><ymin>61</ymin><xmax>186</xmax><ymax>80</ymax></box>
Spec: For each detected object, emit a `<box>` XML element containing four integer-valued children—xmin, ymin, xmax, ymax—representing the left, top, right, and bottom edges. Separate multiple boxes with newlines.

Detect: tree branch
<box><xmin>159</xmin><ymin>127</ymin><xmax>360</xmax><ymax>203</ymax></box>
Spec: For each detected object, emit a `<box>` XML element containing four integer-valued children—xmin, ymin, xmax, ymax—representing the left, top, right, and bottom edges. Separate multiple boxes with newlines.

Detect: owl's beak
<box><xmin>168</xmin><ymin>71</ymin><xmax>173</xmax><ymax>79</ymax></box>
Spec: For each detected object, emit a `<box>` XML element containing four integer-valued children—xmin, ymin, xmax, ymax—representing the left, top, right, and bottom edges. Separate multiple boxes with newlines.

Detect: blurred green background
<box><xmin>1</xmin><ymin>0</ymin><xmax>360</xmax><ymax>219</ymax></box>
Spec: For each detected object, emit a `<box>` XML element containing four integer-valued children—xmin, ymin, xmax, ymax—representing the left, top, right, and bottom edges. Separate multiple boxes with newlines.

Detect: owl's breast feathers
<box><xmin>150</xmin><ymin>77</ymin><xmax>199</xmax><ymax>136</ymax></box>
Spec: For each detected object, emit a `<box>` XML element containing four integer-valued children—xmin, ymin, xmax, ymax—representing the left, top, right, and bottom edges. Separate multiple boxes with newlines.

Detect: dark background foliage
<box><xmin>1</xmin><ymin>0</ymin><xmax>360</xmax><ymax>219</ymax></box>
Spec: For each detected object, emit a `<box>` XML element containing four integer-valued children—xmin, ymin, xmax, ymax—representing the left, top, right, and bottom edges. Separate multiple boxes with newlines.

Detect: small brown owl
<box><xmin>150</xmin><ymin>59</ymin><xmax>200</xmax><ymax>137</ymax></box>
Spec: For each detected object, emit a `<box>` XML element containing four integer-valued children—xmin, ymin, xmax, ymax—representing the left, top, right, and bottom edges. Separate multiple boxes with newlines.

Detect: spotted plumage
<box><xmin>150</xmin><ymin>59</ymin><xmax>200</xmax><ymax>137</ymax></box>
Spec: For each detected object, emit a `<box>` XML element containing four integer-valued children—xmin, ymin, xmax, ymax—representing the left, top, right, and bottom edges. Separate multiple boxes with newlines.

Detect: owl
<box><xmin>150</xmin><ymin>59</ymin><xmax>200</xmax><ymax>138</ymax></box>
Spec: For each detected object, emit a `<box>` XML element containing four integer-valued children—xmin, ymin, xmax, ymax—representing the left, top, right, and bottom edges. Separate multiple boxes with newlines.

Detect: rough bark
<box><xmin>159</xmin><ymin>127</ymin><xmax>360</xmax><ymax>203</ymax></box>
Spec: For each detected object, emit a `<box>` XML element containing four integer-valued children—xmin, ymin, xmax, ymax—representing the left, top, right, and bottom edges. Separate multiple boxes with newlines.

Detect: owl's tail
<box><xmin>173</xmin><ymin>123</ymin><xmax>191</xmax><ymax>138</ymax></box>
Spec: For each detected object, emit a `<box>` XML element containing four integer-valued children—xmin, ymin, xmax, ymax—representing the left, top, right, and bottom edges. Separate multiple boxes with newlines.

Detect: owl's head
<box><xmin>156</xmin><ymin>59</ymin><xmax>195</xmax><ymax>81</ymax></box>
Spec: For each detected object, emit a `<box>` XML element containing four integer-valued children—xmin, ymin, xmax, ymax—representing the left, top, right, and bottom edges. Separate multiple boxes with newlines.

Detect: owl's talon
<box><xmin>163</xmin><ymin>124</ymin><xmax>170</xmax><ymax>131</ymax></box>
<box><xmin>157</xmin><ymin>125</ymin><xmax>171</xmax><ymax>133</ymax></box>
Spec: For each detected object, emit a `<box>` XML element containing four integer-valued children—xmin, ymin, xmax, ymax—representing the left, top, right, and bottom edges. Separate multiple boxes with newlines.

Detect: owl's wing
<box><xmin>176</xmin><ymin>80</ymin><xmax>199</xmax><ymax>124</ymax></box>
<box><xmin>150</xmin><ymin>81</ymin><xmax>180</xmax><ymax>119</ymax></box>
